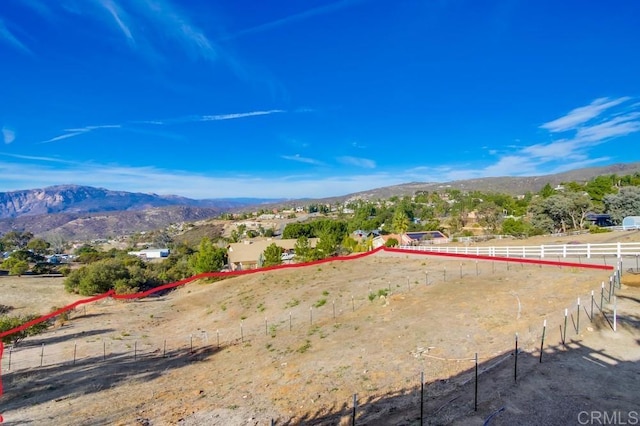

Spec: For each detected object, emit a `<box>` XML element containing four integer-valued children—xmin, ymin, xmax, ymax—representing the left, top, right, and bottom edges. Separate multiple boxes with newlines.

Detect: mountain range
<box><xmin>1</xmin><ymin>162</ymin><xmax>639</xmax><ymax>241</ymax></box>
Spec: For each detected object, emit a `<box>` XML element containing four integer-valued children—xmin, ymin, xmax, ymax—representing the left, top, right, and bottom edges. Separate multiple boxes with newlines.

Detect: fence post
<box><xmin>590</xmin><ymin>291</ymin><xmax>594</xmax><ymax>322</ymax></box>
<box><xmin>352</xmin><ymin>393</ymin><xmax>358</xmax><ymax>426</ymax></box>
<box><xmin>514</xmin><ymin>334</ymin><xmax>518</xmax><ymax>383</ymax></box>
<box><xmin>563</xmin><ymin>309</ymin><xmax>568</xmax><ymax>346</ymax></box>
<box><xmin>576</xmin><ymin>298</ymin><xmax>580</xmax><ymax>334</ymax></box>
<box><xmin>539</xmin><ymin>320</ymin><xmax>546</xmax><ymax>363</ymax></box>
<box><xmin>613</xmin><ymin>296</ymin><xmax>617</xmax><ymax>332</ymax></box>
<box><xmin>420</xmin><ymin>371</ymin><xmax>425</xmax><ymax>425</ymax></box>
<box><xmin>474</xmin><ymin>353</ymin><xmax>478</xmax><ymax>411</ymax></box>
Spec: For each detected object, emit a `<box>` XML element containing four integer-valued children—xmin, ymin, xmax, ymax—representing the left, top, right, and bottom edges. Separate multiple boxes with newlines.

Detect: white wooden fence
<box><xmin>399</xmin><ymin>242</ymin><xmax>640</xmax><ymax>259</ymax></box>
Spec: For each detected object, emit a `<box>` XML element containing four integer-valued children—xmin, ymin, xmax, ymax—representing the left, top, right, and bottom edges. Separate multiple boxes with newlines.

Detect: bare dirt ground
<box><xmin>1</xmin><ymin>233</ymin><xmax>639</xmax><ymax>425</ymax></box>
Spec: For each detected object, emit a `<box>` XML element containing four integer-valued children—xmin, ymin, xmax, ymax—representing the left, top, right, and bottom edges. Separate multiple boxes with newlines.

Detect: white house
<box><xmin>128</xmin><ymin>248</ymin><xmax>170</xmax><ymax>259</ymax></box>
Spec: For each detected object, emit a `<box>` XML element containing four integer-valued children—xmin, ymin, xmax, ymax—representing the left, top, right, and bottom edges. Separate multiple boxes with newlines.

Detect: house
<box><xmin>128</xmin><ymin>248</ymin><xmax>170</xmax><ymax>259</ymax></box>
<box><xmin>585</xmin><ymin>213</ymin><xmax>614</xmax><ymax>227</ymax></box>
<box><xmin>372</xmin><ymin>233</ymin><xmax>402</xmax><ymax>249</ymax></box>
<box><xmin>227</xmin><ymin>238</ymin><xmax>318</xmax><ymax>271</ymax></box>
<box><xmin>352</xmin><ymin>229</ymin><xmax>380</xmax><ymax>240</ymax></box>
<box><xmin>401</xmin><ymin>231</ymin><xmax>449</xmax><ymax>245</ymax></box>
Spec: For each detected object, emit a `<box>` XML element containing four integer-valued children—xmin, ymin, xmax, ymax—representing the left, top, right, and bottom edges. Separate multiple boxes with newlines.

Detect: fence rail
<box><xmin>399</xmin><ymin>242</ymin><xmax>640</xmax><ymax>259</ymax></box>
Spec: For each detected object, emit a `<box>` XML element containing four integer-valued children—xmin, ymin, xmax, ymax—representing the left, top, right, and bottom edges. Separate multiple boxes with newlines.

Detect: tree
<box><xmin>315</xmin><ymin>230</ymin><xmax>339</xmax><ymax>258</ymax></box>
<box><xmin>392</xmin><ymin>209</ymin><xmax>410</xmax><ymax>235</ymax></box>
<box><xmin>262</xmin><ymin>243</ymin><xmax>283</xmax><ymax>267</ymax></box>
<box><xmin>188</xmin><ymin>238</ymin><xmax>227</xmax><ymax>274</ymax></box>
<box><xmin>1</xmin><ymin>231</ymin><xmax>33</xmax><ymax>250</ymax></box>
<box><xmin>0</xmin><ymin>314</ymin><xmax>49</xmax><ymax>345</ymax></box>
<box><xmin>385</xmin><ymin>238</ymin><xmax>399</xmax><ymax>247</ymax></box>
<box><xmin>27</xmin><ymin>238</ymin><xmax>51</xmax><ymax>255</ymax></box>
<box><xmin>501</xmin><ymin>217</ymin><xmax>531</xmax><ymax>238</ymax></box>
<box><xmin>604</xmin><ymin>186</ymin><xmax>640</xmax><ymax>224</ymax></box>
<box><xmin>476</xmin><ymin>201</ymin><xmax>503</xmax><ymax>234</ymax></box>
<box><xmin>539</xmin><ymin>183</ymin><xmax>555</xmax><ymax>198</ymax></box>
<box><xmin>565</xmin><ymin>191</ymin><xmax>593</xmax><ymax>230</ymax></box>
<box><xmin>294</xmin><ymin>236</ymin><xmax>315</xmax><ymax>263</ymax></box>
<box><xmin>1</xmin><ymin>257</ymin><xmax>29</xmax><ymax>276</ymax></box>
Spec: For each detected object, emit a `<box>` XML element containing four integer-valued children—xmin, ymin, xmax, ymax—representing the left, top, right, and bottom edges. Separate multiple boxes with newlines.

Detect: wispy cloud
<box><xmin>0</xmin><ymin>18</ymin><xmax>33</xmax><ymax>56</ymax></box>
<box><xmin>42</xmin><ymin>109</ymin><xmax>283</xmax><ymax>144</ymax></box>
<box><xmin>137</xmin><ymin>0</ymin><xmax>217</xmax><ymax>61</ymax></box>
<box><xmin>281</xmin><ymin>154</ymin><xmax>324</xmax><ymax>166</ymax></box>
<box><xmin>222</xmin><ymin>0</ymin><xmax>366</xmax><ymax>41</ymax></box>
<box><xmin>2</xmin><ymin>127</ymin><xmax>16</xmax><ymax>144</ymax></box>
<box><xmin>338</xmin><ymin>156</ymin><xmax>376</xmax><ymax>169</ymax></box>
<box><xmin>200</xmin><ymin>109</ymin><xmax>285</xmax><ymax>121</ymax></box>
<box><xmin>540</xmin><ymin>97</ymin><xmax>630</xmax><ymax>133</ymax></box>
<box><xmin>40</xmin><ymin>124</ymin><xmax>121</xmax><ymax>144</ymax></box>
<box><xmin>0</xmin><ymin>152</ymin><xmax>77</xmax><ymax>164</ymax></box>
<box><xmin>97</xmin><ymin>0</ymin><xmax>135</xmax><ymax>44</ymax></box>
<box><xmin>0</xmin><ymin>157</ymin><xmax>403</xmax><ymax>198</ymax></box>
<box><xmin>403</xmin><ymin>97</ymin><xmax>640</xmax><ymax>183</ymax></box>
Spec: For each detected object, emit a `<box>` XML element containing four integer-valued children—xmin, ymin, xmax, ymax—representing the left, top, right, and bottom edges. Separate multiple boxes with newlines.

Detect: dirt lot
<box><xmin>1</xmin><ymin>233</ymin><xmax>639</xmax><ymax>425</ymax></box>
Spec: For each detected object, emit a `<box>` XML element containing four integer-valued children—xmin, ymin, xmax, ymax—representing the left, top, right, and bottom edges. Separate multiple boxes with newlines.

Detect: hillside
<box><xmin>1</xmin><ymin>231</ymin><xmax>639</xmax><ymax>424</ymax></box>
<box><xmin>0</xmin><ymin>206</ymin><xmax>222</xmax><ymax>241</ymax></box>
<box><xmin>2</xmin><ymin>162</ymin><xmax>640</xmax><ymax>241</ymax></box>
<box><xmin>332</xmin><ymin>162</ymin><xmax>640</xmax><ymax>201</ymax></box>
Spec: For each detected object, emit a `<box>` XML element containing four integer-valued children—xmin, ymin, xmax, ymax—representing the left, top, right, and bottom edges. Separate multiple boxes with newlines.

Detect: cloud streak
<box><xmin>200</xmin><ymin>109</ymin><xmax>285</xmax><ymax>122</ymax></box>
<box><xmin>0</xmin><ymin>19</ymin><xmax>33</xmax><ymax>56</ymax></box>
<box><xmin>98</xmin><ymin>0</ymin><xmax>135</xmax><ymax>44</ymax></box>
<box><xmin>40</xmin><ymin>109</ymin><xmax>284</xmax><ymax>144</ymax></box>
<box><xmin>338</xmin><ymin>156</ymin><xmax>376</xmax><ymax>169</ymax></box>
<box><xmin>222</xmin><ymin>0</ymin><xmax>366</xmax><ymax>41</ymax></box>
<box><xmin>540</xmin><ymin>97</ymin><xmax>630</xmax><ymax>133</ymax></box>
<box><xmin>281</xmin><ymin>154</ymin><xmax>324</xmax><ymax>166</ymax></box>
<box><xmin>40</xmin><ymin>124</ymin><xmax>122</xmax><ymax>144</ymax></box>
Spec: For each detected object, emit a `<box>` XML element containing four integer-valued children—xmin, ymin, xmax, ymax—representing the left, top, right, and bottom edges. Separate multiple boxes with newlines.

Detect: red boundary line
<box><xmin>0</xmin><ymin>246</ymin><xmax>614</xmax><ymax>401</ymax></box>
<box><xmin>0</xmin><ymin>246</ymin><xmax>612</xmax><ymax>340</ymax></box>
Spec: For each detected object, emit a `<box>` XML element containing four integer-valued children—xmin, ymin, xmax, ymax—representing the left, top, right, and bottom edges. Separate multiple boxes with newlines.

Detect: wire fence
<box><xmin>0</xmin><ymin>250</ymin><xmax>627</xmax><ymax>424</ymax></box>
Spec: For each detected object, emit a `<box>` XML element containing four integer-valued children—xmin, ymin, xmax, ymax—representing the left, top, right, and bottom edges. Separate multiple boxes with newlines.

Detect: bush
<box><xmin>0</xmin><ymin>314</ymin><xmax>49</xmax><ymax>346</ymax></box>
<box><xmin>385</xmin><ymin>238</ymin><xmax>399</xmax><ymax>247</ymax></box>
<box><xmin>589</xmin><ymin>225</ymin><xmax>612</xmax><ymax>234</ymax></box>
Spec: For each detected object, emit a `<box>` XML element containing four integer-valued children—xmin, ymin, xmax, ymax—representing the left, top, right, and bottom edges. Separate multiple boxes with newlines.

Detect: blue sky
<box><xmin>1</xmin><ymin>1</ymin><xmax>639</xmax><ymax>199</ymax></box>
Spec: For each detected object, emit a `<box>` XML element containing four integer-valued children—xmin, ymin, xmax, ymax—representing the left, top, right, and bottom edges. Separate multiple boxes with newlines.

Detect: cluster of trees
<box><xmin>4</xmin><ymin>172</ymin><xmax>640</xmax><ymax>297</ymax></box>
<box><xmin>0</xmin><ymin>231</ymin><xmax>56</xmax><ymax>276</ymax></box>
<box><xmin>63</xmin><ymin>238</ymin><xmax>228</xmax><ymax>296</ymax></box>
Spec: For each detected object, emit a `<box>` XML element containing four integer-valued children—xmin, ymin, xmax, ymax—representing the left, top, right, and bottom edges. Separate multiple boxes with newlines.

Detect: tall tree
<box><xmin>262</xmin><ymin>243</ymin><xmax>283</xmax><ymax>267</ymax></box>
<box><xmin>293</xmin><ymin>236</ymin><xmax>314</xmax><ymax>263</ymax></box>
<box><xmin>1</xmin><ymin>231</ymin><xmax>33</xmax><ymax>250</ymax></box>
<box><xmin>392</xmin><ymin>209</ymin><xmax>410</xmax><ymax>235</ymax></box>
<box><xmin>188</xmin><ymin>238</ymin><xmax>227</xmax><ymax>273</ymax></box>
<box><xmin>604</xmin><ymin>186</ymin><xmax>640</xmax><ymax>224</ymax></box>
<box><xmin>27</xmin><ymin>238</ymin><xmax>51</xmax><ymax>255</ymax></box>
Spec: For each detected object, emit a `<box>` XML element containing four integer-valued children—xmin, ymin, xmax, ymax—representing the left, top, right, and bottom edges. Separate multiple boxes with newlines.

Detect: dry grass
<box><xmin>1</xmin><ymin>232</ymin><xmax>640</xmax><ymax>425</ymax></box>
